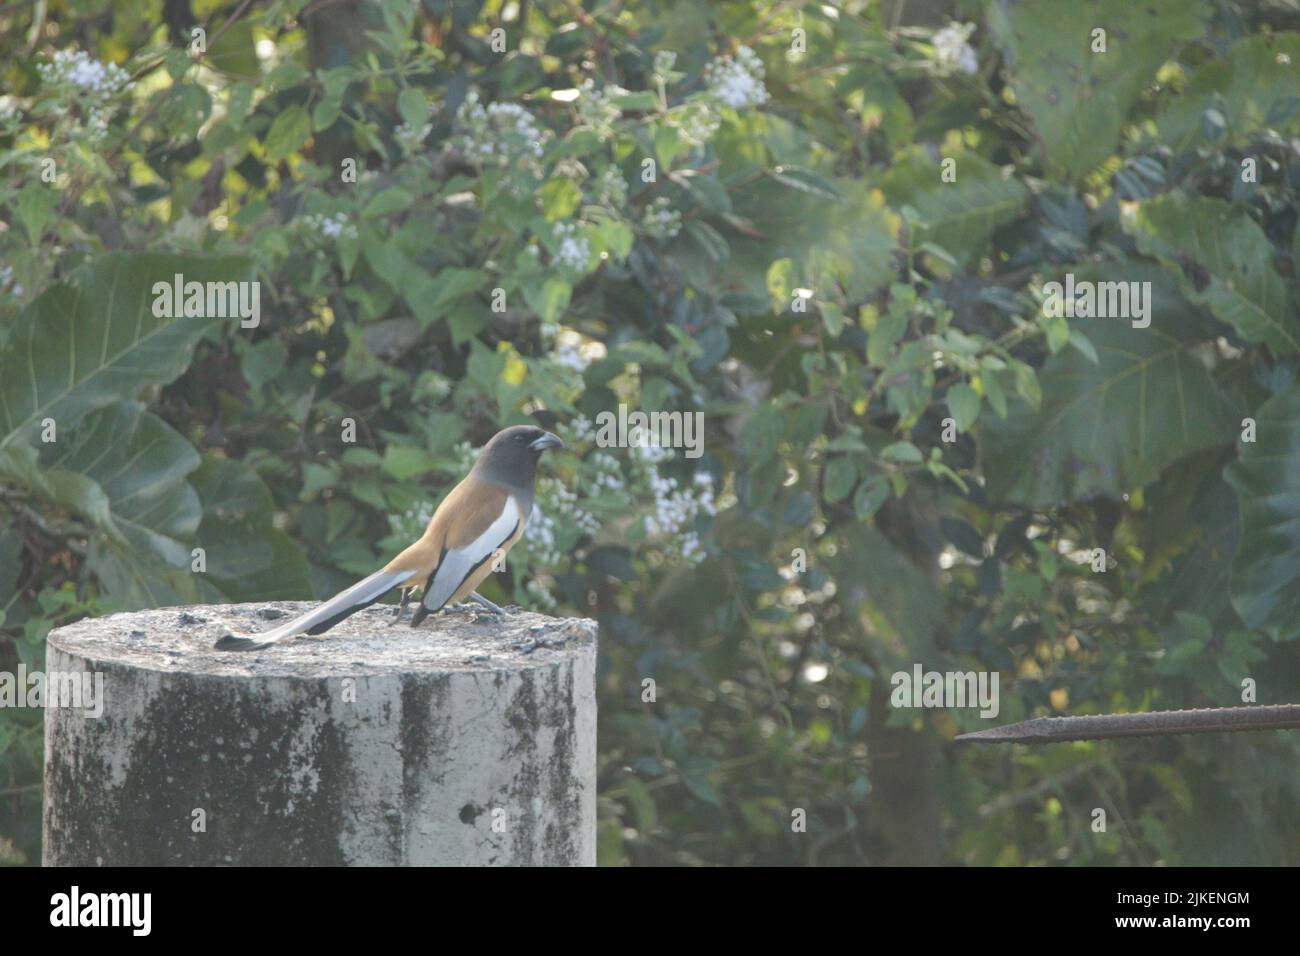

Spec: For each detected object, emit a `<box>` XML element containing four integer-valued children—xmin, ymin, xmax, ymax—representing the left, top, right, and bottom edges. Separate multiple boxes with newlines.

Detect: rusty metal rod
<box><xmin>955</xmin><ymin>704</ymin><xmax>1300</xmax><ymax>743</ymax></box>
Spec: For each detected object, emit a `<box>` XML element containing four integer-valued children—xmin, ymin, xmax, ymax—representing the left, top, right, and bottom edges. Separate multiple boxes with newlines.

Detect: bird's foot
<box><xmin>388</xmin><ymin>589</ymin><xmax>411</xmax><ymax>627</ymax></box>
<box><xmin>468</xmin><ymin>592</ymin><xmax>505</xmax><ymax>616</ymax></box>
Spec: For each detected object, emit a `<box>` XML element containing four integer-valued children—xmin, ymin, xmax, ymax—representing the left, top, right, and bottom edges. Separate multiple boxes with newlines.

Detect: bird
<box><xmin>213</xmin><ymin>424</ymin><xmax>564</xmax><ymax>651</ymax></box>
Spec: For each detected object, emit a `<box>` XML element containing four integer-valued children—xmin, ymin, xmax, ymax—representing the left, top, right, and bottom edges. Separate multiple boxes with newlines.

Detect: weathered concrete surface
<box><xmin>42</xmin><ymin>602</ymin><xmax>597</xmax><ymax>866</ymax></box>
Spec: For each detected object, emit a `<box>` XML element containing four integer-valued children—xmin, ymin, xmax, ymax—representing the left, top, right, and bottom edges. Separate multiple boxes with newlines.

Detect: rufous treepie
<box><xmin>213</xmin><ymin>424</ymin><xmax>564</xmax><ymax>651</ymax></box>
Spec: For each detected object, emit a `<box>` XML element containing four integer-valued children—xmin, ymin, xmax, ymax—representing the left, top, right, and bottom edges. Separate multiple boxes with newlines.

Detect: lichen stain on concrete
<box><xmin>499</xmin><ymin>661</ymin><xmax>584</xmax><ymax>864</ymax></box>
<box><xmin>134</xmin><ymin>677</ymin><xmax>349</xmax><ymax>865</ymax></box>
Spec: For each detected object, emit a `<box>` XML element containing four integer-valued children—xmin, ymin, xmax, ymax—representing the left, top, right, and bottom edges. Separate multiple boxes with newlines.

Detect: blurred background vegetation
<box><xmin>1</xmin><ymin>0</ymin><xmax>1298</xmax><ymax>866</ymax></box>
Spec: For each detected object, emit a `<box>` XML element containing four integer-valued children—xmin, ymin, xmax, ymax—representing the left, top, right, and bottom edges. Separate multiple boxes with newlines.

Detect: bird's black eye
<box><xmin>515</xmin><ymin>434</ymin><xmax>526</xmax><ymax>443</ymax></box>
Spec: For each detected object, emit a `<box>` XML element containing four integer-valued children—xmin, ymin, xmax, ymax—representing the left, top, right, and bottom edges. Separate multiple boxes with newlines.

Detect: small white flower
<box><xmin>551</xmin><ymin>222</ymin><xmax>590</xmax><ymax>272</ymax></box>
<box><xmin>933</xmin><ymin>23</ymin><xmax>978</xmax><ymax>75</ymax></box>
<box><xmin>704</xmin><ymin>45</ymin><xmax>769</xmax><ymax>109</ymax></box>
<box><xmin>569</xmin><ymin>416</ymin><xmax>595</xmax><ymax>441</ymax></box>
<box><xmin>575</xmin><ymin>78</ymin><xmax>624</xmax><ymax>136</ymax></box>
<box><xmin>395</xmin><ymin>121</ymin><xmax>432</xmax><ymax>149</ymax></box>
<box><xmin>303</xmin><ymin>212</ymin><xmax>356</xmax><ymax>240</ymax></box>
<box><xmin>557</xmin><ymin>236</ymin><xmax>589</xmax><ymax>270</ymax></box>
<box><xmin>672</xmin><ymin>101</ymin><xmax>721</xmax><ymax>145</ymax></box>
<box><xmin>554</xmin><ymin>341</ymin><xmax>588</xmax><ymax>371</ymax></box>
<box><xmin>641</xmin><ymin>196</ymin><xmax>682</xmax><ymax>240</ymax></box>
<box><xmin>596</xmin><ymin>165</ymin><xmax>628</xmax><ymax>207</ymax></box>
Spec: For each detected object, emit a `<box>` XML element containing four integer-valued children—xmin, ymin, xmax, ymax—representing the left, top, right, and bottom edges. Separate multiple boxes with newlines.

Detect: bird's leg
<box><xmin>389</xmin><ymin>588</ymin><xmax>411</xmax><ymax>627</ymax></box>
<box><xmin>468</xmin><ymin>592</ymin><xmax>505</xmax><ymax>615</ymax></box>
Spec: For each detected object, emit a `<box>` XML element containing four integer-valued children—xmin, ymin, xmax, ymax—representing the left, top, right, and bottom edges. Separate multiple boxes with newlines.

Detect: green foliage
<box><xmin>1</xmin><ymin>0</ymin><xmax>1297</xmax><ymax>867</ymax></box>
<box><xmin>1131</xmin><ymin>196</ymin><xmax>1298</xmax><ymax>354</ymax></box>
<box><xmin>989</xmin><ymin>0</ymin><xmax>1207</xmax><ymax>181</ymax></box>
<box><xmin>1224</xmin><ymin>386</ymin><xmax>1300</xmax><ymax>640</ymax></box>
<box><xmin>983</xmin><ymin>270</ymin><xmax>1240</xmax><ymax>506</ymax></box>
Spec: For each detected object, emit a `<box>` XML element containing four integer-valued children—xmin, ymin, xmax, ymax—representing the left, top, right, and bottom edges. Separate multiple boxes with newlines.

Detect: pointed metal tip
<box><xmin>956</xmin><ymin>725</ymin><xmax>1021</xmax><ymax>742</ymax></box>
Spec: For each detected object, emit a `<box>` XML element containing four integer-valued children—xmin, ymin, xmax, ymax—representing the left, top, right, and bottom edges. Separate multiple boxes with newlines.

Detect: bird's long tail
<box><xmin>213</xmin><ymin>568</ymin><xmax>419</xmax><ymax>651</ymax></box>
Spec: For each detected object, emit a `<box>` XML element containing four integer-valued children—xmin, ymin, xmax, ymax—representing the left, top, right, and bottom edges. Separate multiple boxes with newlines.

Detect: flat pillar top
<box><xmin>46</xmin><ymin>602</ymin><xmax>597</xmax><ymax>679</ymax></box>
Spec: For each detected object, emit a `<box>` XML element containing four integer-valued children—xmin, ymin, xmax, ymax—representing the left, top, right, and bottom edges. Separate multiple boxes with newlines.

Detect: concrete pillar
<box><xmin>42</xmin><ymin>602</ymin><xmax>597</xmax><ymax>866</ymax></box>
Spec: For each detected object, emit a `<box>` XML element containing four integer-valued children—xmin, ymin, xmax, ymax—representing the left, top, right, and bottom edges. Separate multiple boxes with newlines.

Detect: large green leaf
<box><xmin>983</xmin><ymin>267</ymin><xmax>1238</xmax><ymax>506</ymax></box>
<box><xmin>1224</xmin><ymin>385</ymin><xmax>1300</xmax><ymax>641</ymax></box>
<box><xmin>1140</xmin><ymin>449</ymin><xmax>1239</xmax><ymax>627</ymax></box>
<box><xmin>189</xmin><ymin>456</ymin><xmax>314</xmax><ymax>601</ymax></box>
<box><xmin>721</xmin><ymin>175</ymin><xmax>898</xmax><ymax>303</ymax></box>
<box><xmin>0</xmin><ymin>444</ymin><xmax>120</xmax><ymax>542</ymax></box>
<box><xmin>1157</xmin><ymin>33</ymin><xmax>1300</xmax><ymax>149</ymax></box>
<box><xmin>988</xmin><ymin>0</ymin><xmax>1206</xmax><ymax>181</ymax></box>
<box><xmin>263</xmin><ymin>104</ymin><xmax>313</xmax><ymax>162</ymax></box>
<box><xmin>882</xmin><ymin>151</ymin><xmax>1026</xmax><ymax>268</ymax></box>
<box><xmin>1129</xmin><ymin>196</ymin><xmax>1298</xmax><ymax>355</ymax></box>
<box><xmin>46</xmin><ymin>400</ymin><xmax>201</xmax><ymax>558</ymax></box>
<box><xmin>44</xmin><ymin>402</ymin><xmax>216</xmax><ymax>610</ymax></box>
<box><xmin>0</xmin><ymin>252</ymin><xmax>251</xmax><ymax>451</ymax></box>
<box><xmin>712</xmin><ymin>112</ymin><xmax>897</xmax><ymax>303</ymax></box>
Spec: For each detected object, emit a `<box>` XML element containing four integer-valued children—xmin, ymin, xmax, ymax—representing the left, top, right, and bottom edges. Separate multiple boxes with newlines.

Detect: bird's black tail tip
<box><xmin>213</xmin><ymin>632</ymin><xmax>271</xmax><ymax>652</ymax></box>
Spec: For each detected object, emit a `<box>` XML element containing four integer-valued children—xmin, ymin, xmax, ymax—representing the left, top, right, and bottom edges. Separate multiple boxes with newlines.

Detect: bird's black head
<box><xmin>473</xmin><ymin>425</ymin><xmax>564</xmax><ymax>491</ymax></box>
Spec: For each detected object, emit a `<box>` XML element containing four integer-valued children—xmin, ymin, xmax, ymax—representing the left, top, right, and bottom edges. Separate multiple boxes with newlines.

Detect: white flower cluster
<box><xmin>525</xmin><ymin>477</ymin><xmax>599</xmax><ymax>565</ymax></box>
<box><xmin>551</xmin><ymin>330</ymin><xmax>602</xmax><ymax>372</ymax></box>
<box><xmin>634</xmin><ymin>441</ymin><xmax>673</xmax><ymax>464</ymax></box>
<box><xmin>933</xmin><ymin>23</ymin><xmax>979</xmax><ymax>75</ymax></box>
<box><xmin>595</xmin><ymin>165</ymin><xmax>628</xmax><ymax>207</ymax></box>
<box><xmin>455</xmin><ymin>91</ymin><xmax>550</xmax><ymax>171</ymax></box>
<box><xmin>569</xmin><ymin>414</ymin><xmax>596</xmax><ymax>442</ymax></box>
<box><xmin>395</xmin><ymin>120</ymin><xmax>431</xmax><ymax>150</ymax></box>
<box><xmin>524</xmin><ymin>501</ymin><xmax>558</xmax><ymax>560</ymax></box>
<box><xmin>551</xmin><ymin>222</ymin><xmax>590</xmax><ymax>272</ymax></box>
<box><xmin>38</xmin><ymin>49</ymin><xmax>130</xmax><ymax>98</ymax></box>
<box><xmin>37</xmin><ymin>49</ymin><xmax>132</xmax><ymax>140</ymax></box>
<box><xmin>645</xmin><ymin>469</ymin><xmax>715</xmax><ymax>562</ymax></box>
<box><xmin>703</xmin><ymin>46</ymin><xmax>769</xmax><ymax>109</ymax></box>
<box><xmin>553</xmin><ymin>341</ymin><xmax>590</xmax><ymax>371</ymax></box>
<box><xmin>641</xmin><ymin>196</ymin><xmax>682</xmax><ymax>240</ymax></box>
<box><xmin>584</xmin><ymin>450</ymin><xmax>625</xmax><ymax>493</ymax></box>
<box><xmin>575</xmin><ymin>78</ymin><xmax>624</xmax><ymax>137</ymax></box>
<box><xmin>303</xmin><ymin>212</ymin><xmax>357</xmax><ymax>240</ymax></box>
<box><xmin>672</xmin><ymin>101</ymin><xmax>721</xmax><ymax>146</ymax></box>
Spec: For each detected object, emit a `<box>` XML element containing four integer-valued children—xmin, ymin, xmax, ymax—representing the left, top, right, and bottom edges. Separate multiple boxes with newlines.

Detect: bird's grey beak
<box><xmin>529</xmin><ymin>431</ymin><xmax>564</xmax><ymax>452</ymax></box>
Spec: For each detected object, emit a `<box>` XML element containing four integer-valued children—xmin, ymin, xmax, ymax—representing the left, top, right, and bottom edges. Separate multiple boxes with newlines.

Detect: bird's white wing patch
<box><xmin>422</xmin><ymin>496</ymin><xmax>522</xmax><ymax>612</ymax></box>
